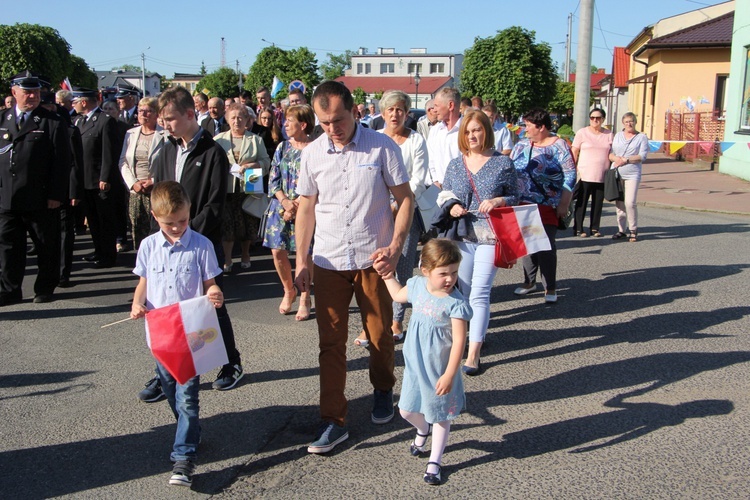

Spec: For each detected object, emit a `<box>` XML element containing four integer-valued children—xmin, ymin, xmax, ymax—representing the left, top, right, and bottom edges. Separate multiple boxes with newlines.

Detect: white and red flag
<box><xmin>145</xmin><ymin>296</ymin><xmax>227</xmax><ymax>384</ymax></box>
<box><xmin>488</xmin><ymin>205</ymin><xmax>551</xmax><ymax>265</ymax></box>
<box><xmin>60</xmin><ymin>77</ymin><xmax>72</xmax><ymax>91</ymax></box>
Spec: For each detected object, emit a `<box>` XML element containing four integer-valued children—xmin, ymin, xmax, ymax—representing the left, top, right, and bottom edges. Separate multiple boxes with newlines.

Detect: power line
<box><xmin>594</xmin><ymin>3</ymin><xmax>614</xmax><ymax>57</ymax></box>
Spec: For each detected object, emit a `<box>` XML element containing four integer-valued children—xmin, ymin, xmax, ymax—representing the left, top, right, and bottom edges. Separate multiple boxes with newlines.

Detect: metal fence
<box><xmin>664</xmin><ymin>111</ymin><xmax>725</xmax><ymax>161</ymax></box>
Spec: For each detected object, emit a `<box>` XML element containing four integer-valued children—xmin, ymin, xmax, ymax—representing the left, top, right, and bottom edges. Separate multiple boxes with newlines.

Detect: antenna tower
<box><xmin>220</xmin><ymin>37</ymin><xmax>226</xmax><ymax>68</ymax></box>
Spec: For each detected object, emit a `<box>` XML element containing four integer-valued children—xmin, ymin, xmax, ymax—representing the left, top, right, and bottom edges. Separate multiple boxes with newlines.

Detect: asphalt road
<box><xmin>1</xmin><ymin>204</ymin><xmax>749</xmax><ymax>499</ymax></box>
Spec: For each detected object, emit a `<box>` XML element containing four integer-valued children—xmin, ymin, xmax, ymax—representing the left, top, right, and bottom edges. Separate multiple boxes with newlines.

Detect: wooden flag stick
<box><xmin>100</xmin><ymin>317</ymin><xmax>133</xmax><ymax>329</ymax></box>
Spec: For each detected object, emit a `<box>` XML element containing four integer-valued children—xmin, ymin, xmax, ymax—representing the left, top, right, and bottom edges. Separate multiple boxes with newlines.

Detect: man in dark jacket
<box><xmin>138</xmin><ymin>86</ymin><xmax>243</xmax><ymax>402</ymax></box>
<box><xmin>0</xmin><ymin>71</ymin><xmax>71</xmax><ymax>305</ymax></box>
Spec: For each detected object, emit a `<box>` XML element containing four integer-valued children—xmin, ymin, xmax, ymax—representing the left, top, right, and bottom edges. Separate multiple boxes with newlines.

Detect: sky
<box><xmin>3</xmin><ymin>0</ymin><xmax>731</xmax><ymax>81</ymax></box>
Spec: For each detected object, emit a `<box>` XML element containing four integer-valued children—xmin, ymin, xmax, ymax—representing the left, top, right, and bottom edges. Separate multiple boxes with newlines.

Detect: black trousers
<box><xmin>212</xmin><ymin>242</ymin><xmax>241</xmax><ymax>366</ymax></box>
<box><xmin>574</xmin><ymin>181</ymin><xmax>605</xmax><ymax>233</ymax></box>
<box><xmin>83</xmin><ymin>189</ymin><xmax>117</xmax><ymax>265</ymax></box>
<box><xmin>60</xmin><ymin>204</ymin><xmax>75</xmax><ymax>280</ymax></box>
<box><xmin>0</xmin><ymin>208</ymin><xmax>60</xmax><ymax>298</ymax></box>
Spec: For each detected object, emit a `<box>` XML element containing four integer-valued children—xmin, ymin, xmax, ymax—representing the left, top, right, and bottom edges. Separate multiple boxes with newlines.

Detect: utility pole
<box><xmin>573</xmin><ymin>0</ymin><xmax>594</xmax><ymax>132</ymax></box>
<box><xmin>141</xmin><ymin>52</ymin><xmax>146</xmax><ymax>96</ymax></box>
<box><xmin>565</xmin><ymin>13</ymin><xmax>573</xmax><ymax>83</ymax></box>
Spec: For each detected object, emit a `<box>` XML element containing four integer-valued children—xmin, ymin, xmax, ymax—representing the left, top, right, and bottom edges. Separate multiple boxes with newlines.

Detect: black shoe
<box><xmin>0</xmin><ymin>294</ymin><xmax>23</xmax><ymax>307</ymax></box>
<box><xmin>138</xmin><ymin>376</ymin><xmax>166</xmax><ymax>402</ymax></box>
<box><xmin>371</xmin><ymin>389</ymin><xmax>395</xmax><ymax>424</ymax></box>
<box><xmin>169</xmin><ymin>460</ymin><xmax>195</xmax><ymax>487</ymax></box>
<box><xmin>462</xmin><ymin>361</ymin><xmax>482</xmax><ymax>376</ymax></box>
<box><xmin>424</xmin><ymin>462</ymin><xmax>442</xmax><ymax>485</ymax></box>
<box><xmin>212</xmin><ymin>363</ymin><xmax>244</xmax><ymax>391</ymax></box>
<box><xmin>33</xmin><ymin>294</ymin><xmax>53</xmax><ymax>304</ymax></box>
<box><xmin>58</xmin><ymin>278</ymin><xmax>73</xmax><ymax>288</ymax></box>
<box><xmin>75</xmin><ymin>226</ymin><xmax>87</xmax><ymax>236</ymax></box>
<box><xmin>28</xmin><ymin>246</ymin><xmax>38</xmax><ymax>256</ymax></box>
<box><xmin>82</xmin><ymin>253</ymin><xmax>99</xmax><ymax>262</ymax></box>
<box><xmin>94</xmin><ymin>259</ymin><xmax>116</xmax><ymax>269</ymax></box>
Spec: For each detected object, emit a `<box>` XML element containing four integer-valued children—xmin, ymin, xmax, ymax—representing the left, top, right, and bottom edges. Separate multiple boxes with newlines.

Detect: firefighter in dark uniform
<box><xmin>0</xmin><ymin>71</ymin><xmax>71</xmax><ymax>305</ymax></box>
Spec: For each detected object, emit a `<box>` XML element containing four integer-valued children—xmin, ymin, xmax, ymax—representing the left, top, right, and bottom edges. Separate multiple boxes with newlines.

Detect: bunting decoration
<box><xmin>648</xmin><ymin>141</ymin><xmax>663</xmax><ymax>152</ymax></box>
<box><xmin>669</xmin><ymin>142</ymin><xmax>687</xmax><ymax>155</ymax></box>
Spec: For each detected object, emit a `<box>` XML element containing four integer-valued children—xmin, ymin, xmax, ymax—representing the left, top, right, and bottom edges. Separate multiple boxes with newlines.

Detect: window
<box><xmin>429</xmin><ymin>63</ymin><xmax>445</xmax><ymax>74</ymax></box>
<box><xmin>408</xmin><ymin>63</ymin><xmax>422</xmax><ymax>74</ymax></box>
<box><xmin>380</xmin><ymin>63</ymin><xmax>394</xmax><ymax>74</ymax></box>
<box><xmin>365</xmin><ymin>63</ymin><xmax>371</xmax><ymax>74</ymax></box>
<box><xmin>357</xmin><ymin>63</ymin><xmax>363</xmax><ymax>74</ymax></box>
<box><xmin>714</xmin><ymin>74</ymin><xmax>728</xmax><ymax>117</ymax></box>
<box><xmin>740</xmin><ymin>47</ymin><xmax>750</xmax><ymax>131</ymax></box>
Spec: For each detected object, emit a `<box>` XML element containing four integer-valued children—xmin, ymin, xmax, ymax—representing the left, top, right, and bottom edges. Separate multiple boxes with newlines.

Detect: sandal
<box><xmin>612</xmin><ymin>231</ymin><xmax>627</xmax><ymax>240</ymax></box>
<box><xmin>410</xmin><ymin>424</ymin><xmax>432</xmax><ymax>456</ymax></box>
<box><xmin>295</xmin><ymin>297</ymin><xmax>312</xmax><ymax>321</ymax></box>
<box><xmin>579</xmin><ymin>231</ymin><xmax>588</xmax><ymax>238</ymax></box>
<box><xmin>279</xmin><ymin>290</ymin><xmax>297</xmax><ymax>315</ymax></box>
<box><xmin>628</xmin><ymin>231</ymin><xmax>638</xmax><ymax>242</ymax></box>
<box><xmin>591</xmin><ymin>229</ymin><xmax>602</xmax><ymax>237</ymax></box>
<box><xmin>353</xmin><ymin>337</ymin><xmax>369</xmax><ymax>348</ymax></box>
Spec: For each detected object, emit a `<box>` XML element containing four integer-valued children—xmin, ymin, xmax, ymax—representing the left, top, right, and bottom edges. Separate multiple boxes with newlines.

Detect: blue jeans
<box><xmin>456</xmin><ymin>242</ymin><xmax>498</xmax><ymax>343</ymax></box>
<box><xmin>156</xmin><ymin>362</ymin><xmax>200</xmax><ymax>462</ymax></box>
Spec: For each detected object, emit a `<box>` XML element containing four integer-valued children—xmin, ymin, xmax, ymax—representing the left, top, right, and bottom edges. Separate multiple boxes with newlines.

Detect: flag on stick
<box><xmin>488</xmin><ymin>205</ymin><xmax>551</xmax><ymax>265</ymax></box>
<box><xmin>145</xmin><ymin>296</ymin><xmax>227</xmax><ymax>384</ymax></box>
<box><xmin>271</xmin><ymin>76</ymin><xmax>284</xmax><ymax>98</ymax></box>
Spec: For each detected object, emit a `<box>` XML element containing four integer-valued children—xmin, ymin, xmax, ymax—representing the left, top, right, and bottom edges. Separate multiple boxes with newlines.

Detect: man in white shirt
<box><xmin>426</xmin><ymin>88</ymin><xmax>462</xmax><ymax>186</ymax></box>
<box><xmin>482</xmin><ymin>103</ymin><xmax>513</xmax><ymax>155</ymax></box>
<box><xmin>193</xmin><ymin>93</ymin><xmax>210</xmax><ymax>124</ymax></box>
<box><xmin>294</xmin><ymin>81</ymin><xmax>413</xmax><ymax>455</ymax></box>
<box><xmin>417</xmin><ymin>99</ymin><xmax>438</xmax><ymax>140</ymax></box>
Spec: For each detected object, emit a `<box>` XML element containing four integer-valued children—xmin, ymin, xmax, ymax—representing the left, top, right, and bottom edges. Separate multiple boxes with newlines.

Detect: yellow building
<box><xmin>626</xmin><ymin>2</ymin><xmax>733</xmax><ymax>142</ymax></box>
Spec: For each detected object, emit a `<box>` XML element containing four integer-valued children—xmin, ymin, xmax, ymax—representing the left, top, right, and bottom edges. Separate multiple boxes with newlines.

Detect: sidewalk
<box><xmin>637</xmin><ymin>153</ymin><xmax>750</xmax><ymax>215</ymax></box>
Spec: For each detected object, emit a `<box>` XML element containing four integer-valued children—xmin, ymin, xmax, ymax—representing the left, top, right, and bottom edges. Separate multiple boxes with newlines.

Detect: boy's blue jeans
<box><xmin>156</xmin><ymin>362</ymin><xmax>200</xmax><ymax>462</ymax></box>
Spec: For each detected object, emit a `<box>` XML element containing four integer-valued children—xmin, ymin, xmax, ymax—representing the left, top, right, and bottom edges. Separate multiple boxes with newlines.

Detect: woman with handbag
<box><xmin>608</xmin><ymin>112</ymin><xmax>649</xmax><ymax>242</ymax></box>
<box><xmin>437</xmin><ymin>110</ymin><xmax>518</xmax><ymax>375</ymax></box>
<box><xmin>510</xmin><ymin>108</ymin><xmax>577</xmax><ymax>304</ymax></box>
<box><xmin>353</xmin><ymin>90</ymin><xmax>430</xmax><ymax>346</ymax></box>
<box><xmin>262</xmin><ymin>104</ymin><xmax>315</xmax><ymax>320</ymax></box>
<box><xmin>571</xmin><ymin>108</ymin><xmax>612</xmax><ymax>237</ymax></box>
<box><xmin>214</xmin><ymin>103</ymin><xmax>271</xmax><ymax>273</ymax></box>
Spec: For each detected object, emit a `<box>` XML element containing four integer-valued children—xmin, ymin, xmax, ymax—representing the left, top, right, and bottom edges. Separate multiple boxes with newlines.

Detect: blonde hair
<box><xmin>420</xmin><ymin>238</ymin><xmax>462</xmax><ymax>271</ymax></box>
<box><xmin>150</xmin><ymin>181</ymin><xmax>191</xmax><ymax>217</ymax></box>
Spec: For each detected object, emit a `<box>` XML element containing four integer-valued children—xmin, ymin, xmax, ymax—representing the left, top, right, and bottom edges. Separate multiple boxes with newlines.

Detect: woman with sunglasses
<box><xmin>571</xmin><ymin>108</ymin><xmax>612</xmax><ymax>237</ymax></box>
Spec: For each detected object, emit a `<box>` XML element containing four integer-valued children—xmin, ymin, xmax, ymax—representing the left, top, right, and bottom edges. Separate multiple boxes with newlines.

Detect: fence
<box><xmin>664</xmin><ymin>111</ymin><xmax>725</xmax><ymax>161</ymax></box>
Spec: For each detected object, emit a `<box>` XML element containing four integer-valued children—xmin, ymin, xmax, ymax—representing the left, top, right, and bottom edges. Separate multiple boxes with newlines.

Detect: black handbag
<box><xmin>604</xmin><ymin>168</ymin><xmax>624</xmax><ymax>202</ymax></box>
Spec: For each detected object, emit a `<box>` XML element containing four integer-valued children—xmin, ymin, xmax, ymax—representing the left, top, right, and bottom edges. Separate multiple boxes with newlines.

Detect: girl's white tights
<box><xmin>400</xmin><ymin>409</ymin><xmax>452</xmax><ymax>475</ymax></box>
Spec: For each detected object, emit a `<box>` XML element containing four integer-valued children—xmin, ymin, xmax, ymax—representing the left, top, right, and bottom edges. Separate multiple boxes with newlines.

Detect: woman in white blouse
<box><xmin>608</xmin><ymin>112</ymin><xmax>649</xmax><ymax>242</ymax></box>
<box><xmin>354</xmin><ymin>89</ymin><xmax>430</xmax><ymax>347</ymax></box>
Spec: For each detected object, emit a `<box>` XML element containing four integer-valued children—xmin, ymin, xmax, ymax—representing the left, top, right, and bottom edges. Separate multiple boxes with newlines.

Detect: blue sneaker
<box><xmin>371</xmin><ymin>389</ymin><xmax>395</xmax><ymax>424</ymax></box>
<box><xmin>307</xmin><ymin>422</ymin><xmax>349</xmax><ymax>454</ymax></box>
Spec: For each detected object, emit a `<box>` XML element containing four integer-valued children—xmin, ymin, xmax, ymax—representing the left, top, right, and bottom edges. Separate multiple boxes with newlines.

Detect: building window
<box><xmin>740</xmin><ymin>47</ymin><xmax>750</xmax><ymax>131</ymax></box>
<box><xmin>429</xmin><ymin>63</ymin><xmax>444</xmax><ymax>74</ymax></box>
<box><xmin>365</xmin><ymin>63</ymin><xmax>371</xmax><ymax>74</ymax></box>
<box><xmin>408</xmin><ymin>63</ymin><xmax>422</xmax><ymax>74</ymax></box>
<box><xmin>380</xmin><ymin>63</ymin><xmax>394</xmax><ymax>74</ymax></box>
<box><xmin>714</xmin><ymin>74</ymin><xmax>728</xmax><ymax>117</ymax></box>
<box><xmin>357</xmin><ymin>63</ymin><xmax>363</xmax><ymax>74</ymax></box>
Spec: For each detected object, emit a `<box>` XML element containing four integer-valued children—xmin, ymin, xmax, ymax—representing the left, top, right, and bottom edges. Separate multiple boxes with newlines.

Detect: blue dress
<box><xmin>399</xmin><ymin>276</ymin><xmax>473</xmax><ymax>423</ymax></box>
<box><xmin>263</xmin><ymin>141</ymin><xmax>302</xmax><ymax>251</ymax></box>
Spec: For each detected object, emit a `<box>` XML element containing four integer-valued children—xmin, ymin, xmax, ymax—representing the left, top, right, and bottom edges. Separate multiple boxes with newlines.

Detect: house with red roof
<box><xmin>336</xmin><ymin>48</ymin><xmax>463</xmax><ymax>110</ymax></box>
<box><xmin>596</xmin><ymin>48</ymin><xmax>630</xmax><ymax>129</ymax></box>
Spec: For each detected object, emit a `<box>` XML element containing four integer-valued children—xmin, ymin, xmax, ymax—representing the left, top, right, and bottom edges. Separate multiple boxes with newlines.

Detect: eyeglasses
<box><xmin>589</xmin><ymin>115</ymin><xmax>603</xmax><ymax>120</ymax></box>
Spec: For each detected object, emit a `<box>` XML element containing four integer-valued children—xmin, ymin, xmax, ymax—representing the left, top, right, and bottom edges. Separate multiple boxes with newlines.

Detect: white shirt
<box><xmin>379</xmin><ymin>129</ymin><xmax>429</xmax><ymax>198</ymax></box>
<box><xmin>493</xmin><ymin>125</ymin><xmax>513</xmax><ymax>152</ymax></box>
<box><xmin>426</xmin><ymin>117</ymin><xmax>462</xmax><ymax>184</ymax></box>
<box><xmin>298</xmin><ymin>124</ymin><xmax>409</xmax><ymax>271</ymax></box>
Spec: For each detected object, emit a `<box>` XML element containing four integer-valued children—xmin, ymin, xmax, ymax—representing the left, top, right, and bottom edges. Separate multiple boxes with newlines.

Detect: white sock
<box><xmin>427</xmin><ymin>420</ymin><xmax>451</xmax><ymax>474</ymax></box>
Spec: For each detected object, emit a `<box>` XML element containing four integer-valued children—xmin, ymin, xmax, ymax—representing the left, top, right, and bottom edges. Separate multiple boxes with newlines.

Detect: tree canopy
<box><xmin>460</xmin><ymin>26</ymin><xmax>557</xmax><ymax>119</ymax></box>
<box><xmin>245</xmin><ymin>46</ymin><xmax>320</xmax><ymax>102</ymax></box>
<box><xmin>548</xmin><ymin>81</ymin><xmax>594</xmax><ymax>116</ymax></box>
<box><xmin>196</xmin><ymin>67</ymin><xmax>242</xmax><ymax>98</ymax></box>
<box><xmin>320</xmin><ymin>50</ymin><xmax>355</xmax><ymax>81</ymax></box>
<box><xmin>0</xmin><ymin>23</ymin><xmax>95</xmax><ymax>93</ymax></box>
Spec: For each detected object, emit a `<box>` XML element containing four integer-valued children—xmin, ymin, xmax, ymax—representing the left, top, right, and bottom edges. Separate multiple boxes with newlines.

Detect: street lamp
<box><xmin>414</xmin><ymin>70</ymin><xmax>421</xmax><ymax>110</ymax></box>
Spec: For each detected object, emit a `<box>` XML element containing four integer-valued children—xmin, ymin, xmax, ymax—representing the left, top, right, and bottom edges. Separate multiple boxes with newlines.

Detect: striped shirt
<box><xmin>298</xmin><ymin>124</ymin><xmax>409</xmax><ymax>271</ymax></box>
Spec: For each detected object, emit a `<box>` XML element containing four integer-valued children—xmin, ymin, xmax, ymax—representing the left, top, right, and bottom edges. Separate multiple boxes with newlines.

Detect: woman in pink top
<box><xmin>571</xmin><ymin>108</ymin><xmax>613</xmax><ymax>237</ymax></box>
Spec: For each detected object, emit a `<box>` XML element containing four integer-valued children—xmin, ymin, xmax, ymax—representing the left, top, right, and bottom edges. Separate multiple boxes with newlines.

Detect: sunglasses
<box><xmin>589</xmin><ymin>115</ymin><xmax>603</xmax><ymax>120</ymax></box>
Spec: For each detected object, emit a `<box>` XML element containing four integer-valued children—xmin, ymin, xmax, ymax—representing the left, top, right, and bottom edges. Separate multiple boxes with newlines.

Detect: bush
<box><xmin>557</xmin><ymin>124</ymin><xmax>574</xmax><ymax>140</ymax></box>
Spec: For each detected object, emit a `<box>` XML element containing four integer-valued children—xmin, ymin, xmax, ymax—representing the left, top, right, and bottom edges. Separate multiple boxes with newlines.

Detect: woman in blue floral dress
<box><xmin>263</xmin><ymin>105</ymin><xmax>316</xmax><ymax>320</ymax></box>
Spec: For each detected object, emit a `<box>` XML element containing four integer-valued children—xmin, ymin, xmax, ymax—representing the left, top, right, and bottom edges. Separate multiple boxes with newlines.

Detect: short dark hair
<box><xmin>256</xmin><ymin>86</ymin><xmax>269</xmax><ymax>94</ymax></box>
<box><xmin>159</xmin><ymin>86</ymin><xmax>194</xmax><ymax>115</ymax></box>
<box><xmin>240</xmin><ymin>90</ymin><xmax>253</xmax><ymax>100</ymax></box>
<box><xmin>312</xmin><ymin>81</ymin><xmax>354</xmax><ymax>112</ymax></box>
<box><xmin>194</xmin><ymin>92</ymin><xmax>208</xmax><ymax>104</ymax></box>
<box><xmin>589</xmin><ymin>107</ymin><xmax>606</xmax><ymax>119</ymax></box>
<box><xmin>522</xmin><ymin>108</ymin><xmax>552</xmax><ymax>130</ymax></box>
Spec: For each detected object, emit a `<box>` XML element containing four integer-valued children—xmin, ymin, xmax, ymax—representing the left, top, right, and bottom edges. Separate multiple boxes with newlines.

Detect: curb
<box><xmin>638</xmin><ymin>200</ymin><xmax>750</xmax><ymax>217</ymax></box>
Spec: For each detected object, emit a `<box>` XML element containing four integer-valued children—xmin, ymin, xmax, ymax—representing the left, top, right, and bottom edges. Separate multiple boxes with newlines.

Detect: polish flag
<box><xmin>145</xmin><ymin>296</ymin><xmax>227</xmax><ymax>384</ymax></box>
<box><xmin>60</xmin><ymin>77</ymin><xmax>72</xmax><ymax>91</ymax></box>
<box><xmin>488</xmin><ymin>205</ymin><xmax>551</xmax><ymax>265</ymax></box>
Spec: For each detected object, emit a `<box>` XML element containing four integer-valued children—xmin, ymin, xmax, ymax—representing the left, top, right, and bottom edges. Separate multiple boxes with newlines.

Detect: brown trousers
<box><xmin>314</xmin><ymin>265</ymin><xmax>396</xmax><ymax>426</ymax></box>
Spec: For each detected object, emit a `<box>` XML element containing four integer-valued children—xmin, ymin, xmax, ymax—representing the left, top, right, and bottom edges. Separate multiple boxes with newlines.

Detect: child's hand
<box><xmin>130</xmin><ymin>303</ymin><xmax>147</xmax><ymax>320</ymax></box>
<box><xmin>381</xmin><ymin>271</ymin><xmax>395</xmax><ymax>281</ymax></box>
<box><xmin>207</xmin><ymin>286</ymin><xmax>224</xmax><ymax>308</ymax></box>
<box><xmin>435</xmin><ymin>374</ymin><xmax>453</xmax><ymax>396</ymax></box>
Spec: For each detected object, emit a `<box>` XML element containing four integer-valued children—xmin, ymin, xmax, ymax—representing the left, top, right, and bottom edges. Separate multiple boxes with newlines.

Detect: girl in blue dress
<box><xmin>381</xmin><ymin>238</ymin><xmax>472</xmax><ymax>485</ymax></box>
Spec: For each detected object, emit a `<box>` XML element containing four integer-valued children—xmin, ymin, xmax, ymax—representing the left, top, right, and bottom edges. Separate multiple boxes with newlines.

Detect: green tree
<box><xmin>197</xmin><ymin>67</ymin><xmax>241</xmax><ymax>98</ymax></box>
<box><xmin>112</xmin><ymin>64</ymin><xmax>141</xmax><ymax>72</ymax></box>
<box><xmin>0</xmin><ymin>23</ymin><xmax>72</xmax><ymax>93</ymax></box>
<box><xmin>548</xmin><ymin>81</ymin><xmax>594</xmax><ymax>115</ymax></box>
<box><xmin>69</xmin><ymin>55</ymin><xmax>97</xmax><ymax>89</ymax></box>
<box><xmin>200</xmin><ymin>61</ymin><xmax>207</xmax><ymax>76</ymax></box>
<box><xmin>320</xmin><ymin>50</ymin><xmax>355</xmax><ymax>81</ymax></box>
<box><xmin>461</xmin><ymin>26</ymin><xmax>557</xmax><ymax>120</ymax></box>
<box><xmin>352</xmin><ymin>87</ymin><xmax>367</xmax><ymax>105</ymax></box>
<box><xmin>246</xmin><ymin>46</ymin><xmax>320</xmax><ymax>102</ymax></box>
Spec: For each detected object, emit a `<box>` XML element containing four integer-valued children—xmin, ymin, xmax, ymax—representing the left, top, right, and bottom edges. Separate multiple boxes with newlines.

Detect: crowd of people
<box><xmin>1</xmin><ymin>71</ymin><xmax>649</xmax><ymax>488</ymax></box>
